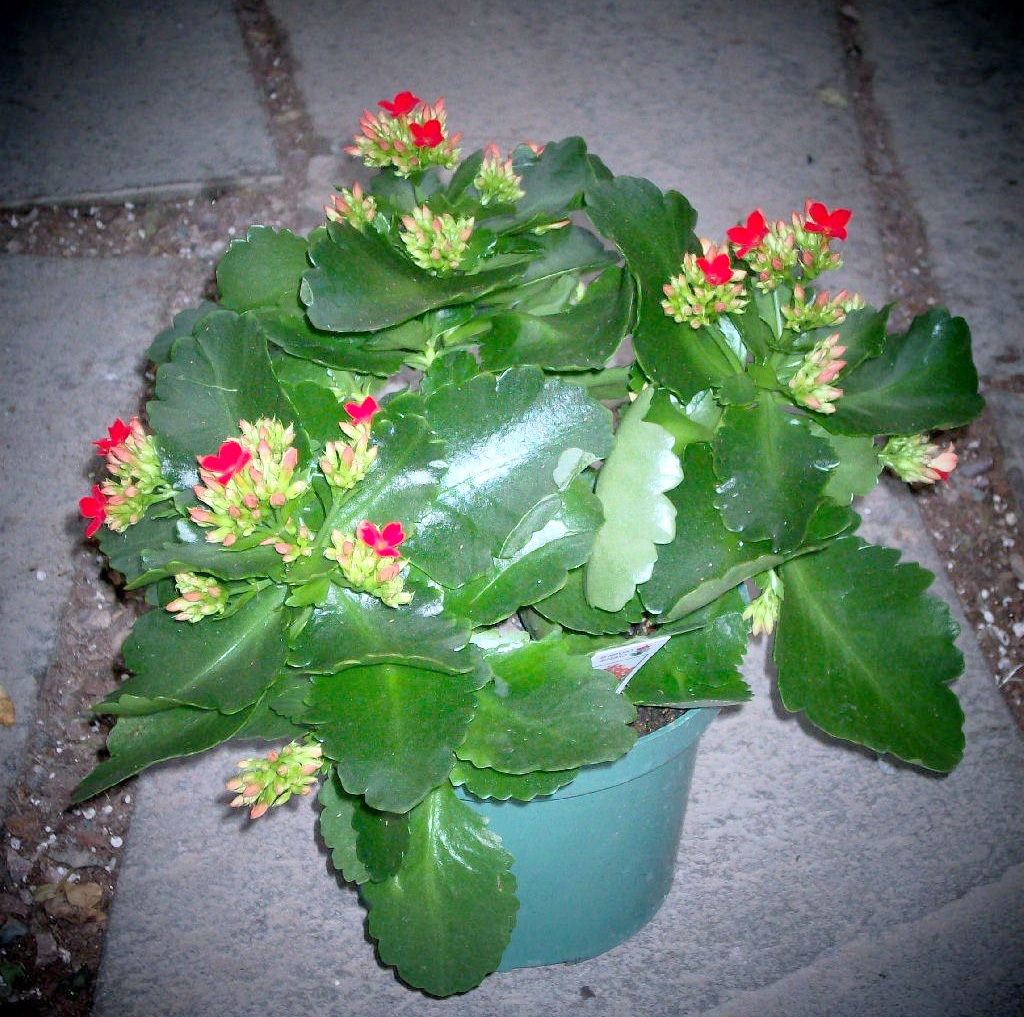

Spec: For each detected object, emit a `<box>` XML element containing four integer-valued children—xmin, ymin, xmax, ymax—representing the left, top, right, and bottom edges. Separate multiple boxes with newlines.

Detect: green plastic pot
<box><xmin>461</xmin><ymin>706</ymin><xmax>717</xmax><ymax>970</ymax></box>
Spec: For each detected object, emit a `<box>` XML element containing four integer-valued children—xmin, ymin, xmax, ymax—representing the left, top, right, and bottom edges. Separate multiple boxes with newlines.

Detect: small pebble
<box><xmin>110</xmin><ymin>836</ymin><xmax>123</xmax><ymax>849</ymax></box>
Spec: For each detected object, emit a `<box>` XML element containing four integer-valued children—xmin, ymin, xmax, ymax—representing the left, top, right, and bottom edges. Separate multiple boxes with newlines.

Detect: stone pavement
<box><xmin>1</xmin><ymin>1</ymin><xmax>1022</xmax><ymax>1014</ymax></box>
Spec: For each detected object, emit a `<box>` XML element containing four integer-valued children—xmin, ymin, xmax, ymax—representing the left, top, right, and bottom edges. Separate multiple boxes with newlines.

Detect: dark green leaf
<box><xmin>712</xmin><ymin>399</ymin><xmax>837</xmax><ymax>552</ymax></box>
<box><xmin>775</xmin><ymin>537</ymin><xmax>965</xmax><ymax>771</ymax></box>
<box><xmin>287</xmin><ymin>582</ymin><xmax>473</xmax><ymax>674</ymax></box>
<box><xmin>318</xmin><ymin>770</ymin><xmax>371</xmax><ymax>884</ymax></box>
<box><xmin>147</xmin><ymin>302</ymin><xmax>218</xmax><ymax>365</ymax></box>
<box><xmin>458</xmin><ymin>636</ymin><xmax>636</xmax><ymax>773</ymax></box>
<box><xmin>72</xmin><ymin>703</ymin><xmax>252</xmax><ymax>803</ymax></box>
<box><xmin>449</xmin><ymin>760</ymin><xmax>579</xmax><ymax>801</ymax></box>
<box><xmin>306</xmin><ymin>664</ymin><xmax>480</xmax><ymax>813</ymax></box>
<box><xmin>302</xmin><ymin>222</ymin><xmax>527</xmax><ymax>333</ymax></box>
<box><xmin>362</xmin><ymin>783</ymin><xmax>518</xmax><ymax>996</ymax></box>
<box><xmin>420</xmin><ymin>368</ymin><xmax>613</xmax><ymax>587</ymax></box>
<box><xmin>478</xmin><ymin>265</ymin><xmax>631</xmax><ymax>372</ymax></box>
<box><xmin>623</xmin><ymin>611</ymin><xmax>751</xmax><ymax>707</ymax></box>
<box><xmin>111</xmin><ymin>585</ymin><xmax>290</xmax><ymax>713</ymax></box>
<box><xmin>823</xmin><ymin>309</ymin><xmax>984</xmax><ymax>436</ymax></box>
<box><xmin>216</xmin><ymin>226</ymin><xmax>309</xmax><ymax>313</ymax></box>
<box><xmin>352</xmin><ymin>804</ymin><xmax>411</xmax><ymax>882</ymax></box>
<box><xmin>96</xmin><ymin>504</ymin><xmax>181</xmax><ymax>583</ymax></box>
<box><xmin>148</xmin><ymin>310</ymin><xmax>302</xmax><ymax>487</ymax></box>
<box><xmin>531</xmin><ymin>564</ymin><xmax>643</xmax><ymax>635</ymax></box>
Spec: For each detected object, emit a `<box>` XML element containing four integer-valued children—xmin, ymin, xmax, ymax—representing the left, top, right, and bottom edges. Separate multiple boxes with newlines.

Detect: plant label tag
<box><xmin>591</xmin><ymin>636</ymin><xmax>671</xmax><ymax>694</ymax></box>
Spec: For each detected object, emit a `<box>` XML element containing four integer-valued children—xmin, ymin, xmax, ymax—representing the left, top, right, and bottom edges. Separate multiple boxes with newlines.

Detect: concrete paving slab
<box><xmin>860</xmin><ymin>0</ymin><xmax>1024</xmax><ymax>384</ymax></box>
<box><xmin>0</xmin><ymin>255</ymin><xmax>175</xmax><ymax>796</ymax></box>
<box><xmin>0</xmin><ymin>0</ymin><xmax>279</xmax><ymax>207</ymax></box>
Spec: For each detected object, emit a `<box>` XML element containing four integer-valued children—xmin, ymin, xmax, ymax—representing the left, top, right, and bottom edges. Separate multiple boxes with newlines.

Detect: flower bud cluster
<box><xmin>346</xmin><ymin>94</ymin><xmax>461</xmax><ymax>178</ymax></box>
<box><xmin>189</xmin><ymin>419</ymin><xmax>307</xmax><ymax>548</ymax></box>
<box><xmin>474</xmin><ymin>144</ymin><xmax>525</xmax><ymax>205</ymax></box>
<box><xmin>400</xmin><ymin>205</ymin><xmax>475</xmax><ymax>275</ymax></box>
<box><xmin>661</xmin><ymin>241</ymin><xmax>748</xmax><ymax>329</ymax></box>
<box><xmin>879</xmin><ymin>433</ymin><xmax>958</xmax><ymax>485</ymax></box>
<box><xmin>321</xmin><ymin>418</ymin><xmax>379</xmax><ymax>490</ymax></box>
<box><xmin>92</xmin><ymin>417</ymin><xmax>173</xmax><ymax>533</ymax></box>
<box><xmin>742</xmin><ymin>570</ymin><xmax>784</xmax><ymax>637</ymax></box>
<box><xmin>165</xmin><ymin>572</ymin><xmax>230</xmax><ymax>622</ymax></box>
<box><xmin>324</xmin><ymin>522</ymin><xmax>413</xmax><ymax>608</ymax></box>
<box><xmin>226</xmin><ymin>740</ymin><xmax>325</xmax><ymax>820</ymax></box>
<box><xmin>787</xmin><ymin>333</ymin><xmax>848</xmax><ymax>414</ymax></box>
<box><xmin>325</xmin><ymin>182</ymin><xmax>377</xmax><ymax>231</ymax></box>
<box><xmin>782</xmin><ymin>286</ymin><xmax>864</xmax><ymax>333</ymax></box>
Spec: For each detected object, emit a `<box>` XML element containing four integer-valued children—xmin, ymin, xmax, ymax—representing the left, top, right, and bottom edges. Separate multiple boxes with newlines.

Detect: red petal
<box><xmin>410</xmin><ymin>119</ymin><xmax>444</xmax><ymax>148</ymax></box>
<box><xmin>379</xmin><ymin>90</ymin><xmax>422</xmax><ymax>116</ymax></box>
<box><xmin>344</xmin><ymin>395</ymin><xmax>380</xmax><ymax>426</ymax></box>
<box><xmin>380</xmin><ymin>521</ymin><xmax>406</xmax><ymax>548</ymax></box>
<box><xmin>93</xmin><ymin>417</ymin><xmax>132</xmax><ymax>454</ymax></box>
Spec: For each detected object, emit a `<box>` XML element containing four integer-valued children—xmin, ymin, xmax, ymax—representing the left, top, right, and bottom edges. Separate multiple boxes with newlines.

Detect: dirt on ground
<box><xmin>1</xmin><ymin>3</ymin><xmax>1022</xmax><ymax>1015</ymax></box>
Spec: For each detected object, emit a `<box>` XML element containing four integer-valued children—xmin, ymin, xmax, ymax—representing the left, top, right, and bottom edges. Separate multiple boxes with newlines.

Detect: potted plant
<box><xmin>75</xmin><ymin>92</ymin><xmax>982</xmax><ymax>996</ymax></box>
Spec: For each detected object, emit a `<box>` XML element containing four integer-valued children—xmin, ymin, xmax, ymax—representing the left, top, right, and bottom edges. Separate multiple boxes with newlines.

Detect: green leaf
<box><xmin>585</xmin><ymin>176</ymin><xmax>734</xmax><ymax>401</ymax></box>
<box><xmin>531</xmin><ymin>563</ymin><xmax>643</xmax><ymax>634</ymax></box>
<box><xmin>813</xmin><ymin>427</ymin><xmax>882</xmax><ymax>505</ymax></box>
<box><xmin>287</xmin><ymin>583</ymin><xmax>473</xmax><ymax>674</ymax></box>
<box><xmin>110</xmin><ymin>585</ymin><xmax>290</xmax><ymax>713</ymax></box>
<box><xmin>259</xmin><ymin>309</ymin><xmax>415</xmax><ymax>376</ymax></box>
<box><xmin>442</xmin><ymin>477</ymin><xmax>604</xmax><ymax>626</ymax></box>
<box><xmin>641</xmin><ymin>443</ymin><xmax>857</xmax><ymax>620</ymax></box>
<box><xmin>458</xmin><ymin>636</ymin><xmax>636</xmax><ymax>773</ymax></box>
<box><xmin>712</xmin><ymin>399</ymin><xmax>837</xmax><ymax>553</ymax></box>
<box><xmin>148</xmin><ymin>310</ymin><xmax>302</xmax><ymax>487</ymax></box>
<box><xmin>318</xmin><ymin>770</ymin><xmax>371</xmax><ymax>884</ymax></box>
<box><xmin>306</xmin><ymin>664</ymin><xmax>480</xmax><ymax>813</ymax></box>
<box><xmin>302</xmin><ymin>222</ymin><xmax>527</xmax><ymax>334</ymax></box>
<box><xmin>507</xmin><ymin>137</ymin><xmax>611</xmax><ymax>222</ymax></box>
<box><xmin>216</xmin><ymin>226</ymin><xmax>309</xmax><ymax>313</ymax></box>
<box><xmin>623</xmin><ymin>610</ymin><xmax>751</xmax><ymax>707</ymax></box>
<box><xmin>352</xmin><ymin>803</ymin><xmax>411</xmax><ymax>882</ymax></box>
<box><xmin>96</xmin><ymin>503</ymin><xmax>181</xmax><ymax>583</ymax></box>
<box><xmin>130</xmin><ymin>530</ymin><xmax>286</xmax><ymax>587</ymax></box>
<box><xmin>147</xmin><ymin>302</ymin><xmax>218</xmax><ymax>365</ymax></box>
<box><xmin>449</xmin><ymin>760</ymin><xmax>579</xmax><ymax>801</ymax></box>
<box><xmin>774</xmin><ymin>537</ymin><xmax>965</xmax><ymax>771</ymax></box>
<box><xmin>478</xmin><ymin>265</ymin><xmax>631</xmax><ymax>372</ymax></box>
<box><xmin>72</xmin><ymin>702</ymin><xmax>254</xmax><ymax>803</ymax></box>
<box><xmin>362</xmin><ymin>783</ymin><xmax>518</xmax><ymax>997</ymax></box>
<box><xmin>823</xmin><ymin>309</ymin><xmax>984</xmax><ymax>436</ymax></box>
<box><xmin>420</xmin><ymin>367</ymin><xmax>612</xmax><ymax>587</ymax></box>
<box><xmin>585</xmin><ymin>386</ymin><xmax>682</xmax><ymax>611</ymax></box>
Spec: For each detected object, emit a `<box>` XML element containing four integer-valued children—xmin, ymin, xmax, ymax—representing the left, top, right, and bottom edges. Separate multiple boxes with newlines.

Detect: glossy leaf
<box><xmin>585</xmin><ymin>386</ymin><xmax>682</xmax><ymax>611</ymax></box>
<box><xmin>478</xmin><ymin>265</ymin><xmax>631</xmax><ymax>372</ymax></box>
<box><xmin>146</xmin><ymin>302</ymin><xmax>218</xmax><ymax>365</ymax></box>
<box><xmin>362</xmin><ymin>783</ymin><xmax>518</xmax><ymax>997</ymax></box>
<box><xmin>511</xmin><ymin>136</ymin><xmax>611</xmax><ymax>222</ymax></box>
<box><xmin>148</xmin><ymin>310</ymin><xmax>301</xmax><ymax>487</ymax></box>
<box><xmin>449</xmin><ymin>760</ymin><xmax>579</xmax><ymax>801</ymax></box>
<box><xmin>458</xmin><ymin>636</ymin><xmax>636</xmax><ymax>773</ymax></box>
<box><xmin>72</xmin><ymin>702</ymin><xmax>254</xmax><ymax>803</ymax></box>
<box><xmin>712</xmin><ymin>399</ymin><xmax>837</xmax><ymax>553</ymax></box>
<box><xmin>302</xmin><ymin>222</ymin><xmax>527</xmax><ymax>334</ymax></box>
<box><xmin>96</xmin><ymin>504</ymin><xmax>180</xmax><ymax>583</ymax></box>
<box><xmin>318</xmin><ymin>770</ymin><xmax>371</xmax><ymax>884</ymax></box>
<box><xmin>216</xmin><ymin>226</ymin><xmax>309</xmax><ymax>314</ymax></box>
<box><xmin>530</xmin><ymin>563</ymin><xmax>643</xmax><ymax>635</ymax></box>
<box><xmin>442</xmin><ymin>478</ymin><xmax>603</xmax><ymax>627</ymax></box>
<box><xmin>419</xmin><ymin>367</ymin><xmax>612</xmax><ymax>587</ymax></box>
<box><xmin>641</xmin><ymin>443</ymin><xmax>857</xmax><ymax>620</ymax></box>
<box><xmin>287</xmin><ymin>583</ymin><xmax>473</xmax><ymax>674</ymax></box>
<box><xmin>775</xmin><ymin>537</ymin><xmax>965</xmax><ymax>771</ymax></box>
<box><xmin>109</xmin><ymin>585</ymin><xmax>290</xmax><ymax>713</ymax></box>
<box><xmin>823</xmin><ymin>309</ymin><xmax>984</xmax><ymax>436</ymax></box>
<box><xmin>623</xmin><ymin>610</ymin><xmax>751</xmax><ymax>707</ymax></box>
<box><xmin>306</xmin><ymin>664</ymin><xmax>480</xmax><ymax>813</ymax></box>
<box><xmin>352</xmin><ymin>803</ymin><xmax>411</xmax><ymax>882</ymax></box>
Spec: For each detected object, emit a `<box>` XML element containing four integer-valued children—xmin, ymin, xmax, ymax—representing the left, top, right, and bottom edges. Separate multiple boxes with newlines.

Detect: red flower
<box><xmin>357</xmin><ymin>521</ymin><xmax>406</xmax><ymax>557</ymax></box>
<box><xmin>726</xmin><ymin>209</ymin><xmax>768</xmax><ymax>256</ymax></box>
<box><xmin>378</xmin><ymin>91</ymin><xmax>422</xmax><ymax>117</ymax></box>
<box><xmin>343</xmin><ymin>395</ymin><xmax>380</xmax><ymax>427</ymax></box>
<box><xmin>79</xmin><ymin>485</ymin><xmax>108</xmax><ymax>538</ymax></box>
<box><xmin>804</xmin><ymin>202</ymin><xmax>852</xmax><ymax>241</ymax></box>
<box><xmin>410</xmin><ymin>119</ymin><xmax>444</xmax><ymax>148</ymax></box>
<box><xmin>93</xmin><ymin>417</ymin><xmax>132</xmax><ymax>455</ymax></box>
<box><xmin>697</xmin><ymin>253</ymin><xmax>735</xmax><ymax>286</ymax></box>
<box><xmin>198</xmin><ymin>440</ymin><xmax>252</xmax><ymax>485</ymax></box>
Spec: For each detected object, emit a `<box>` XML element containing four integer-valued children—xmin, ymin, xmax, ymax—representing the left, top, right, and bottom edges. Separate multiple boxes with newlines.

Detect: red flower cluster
<box><xmin>378</xmin><ymin>90</ymin><xmax>421</xmax><ymax>116</ymax></box>
<box><xmin>358</xmin><ymin>520</ymin><xmax>406</xmax><ymax>558</ymax></box>
<box><xmin>804</xmin><ymin>202</ymin><xmax>851</xmax><ymax>241</ymax></box>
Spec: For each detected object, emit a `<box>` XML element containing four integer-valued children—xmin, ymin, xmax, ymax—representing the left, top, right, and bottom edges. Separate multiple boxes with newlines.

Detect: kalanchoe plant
<box><xmin>75</xmin><ymin>92</ymin><xmax>983</xmax><ymax>996</ymax></box>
